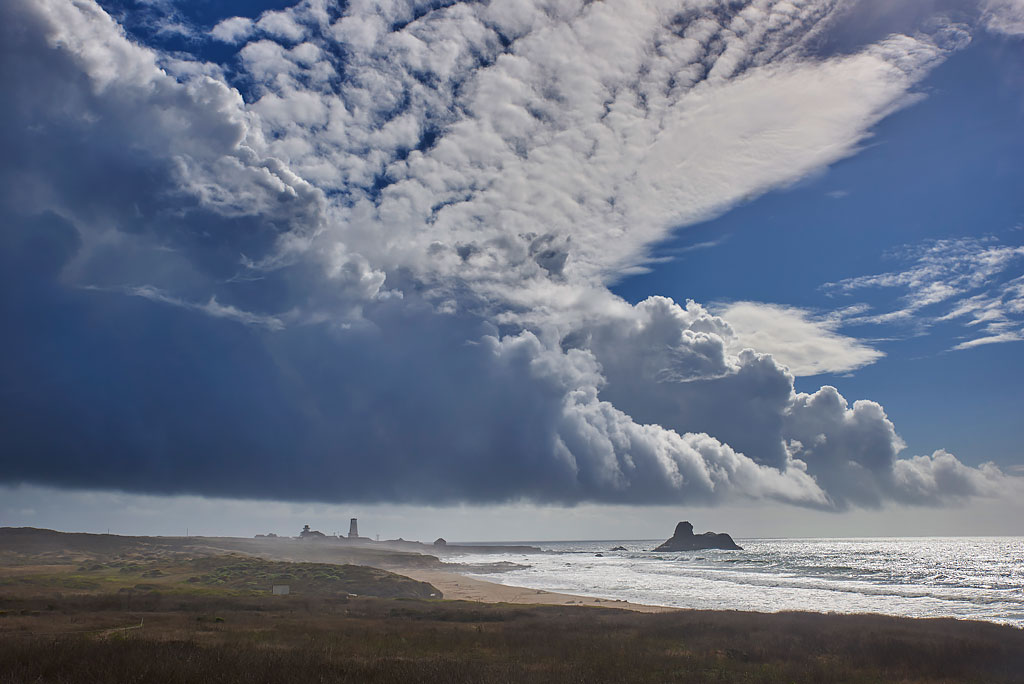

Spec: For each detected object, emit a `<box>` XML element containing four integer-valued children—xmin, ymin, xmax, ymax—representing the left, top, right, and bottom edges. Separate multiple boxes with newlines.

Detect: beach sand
<box><xmin>397</xmin><ymin>567</ymin><xmax>674</xmax><ymax>613</ymax></box>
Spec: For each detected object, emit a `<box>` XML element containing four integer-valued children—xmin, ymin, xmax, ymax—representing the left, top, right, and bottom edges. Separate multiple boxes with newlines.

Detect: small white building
<box><xmin>272</xmin><ymin>585</ymin><xmax>290</xmax><ymax>596</ymax></box>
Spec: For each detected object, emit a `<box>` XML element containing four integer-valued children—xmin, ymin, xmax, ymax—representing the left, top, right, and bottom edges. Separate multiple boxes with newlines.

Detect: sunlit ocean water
<box><xmin>450</xmin><ymin>537</ymin><xmax>1024</xmax><ymax>627</ymax></box>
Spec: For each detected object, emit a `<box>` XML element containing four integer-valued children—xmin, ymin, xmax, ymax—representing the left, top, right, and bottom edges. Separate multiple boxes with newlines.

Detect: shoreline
<box><xmin>398</xmin><ymin>567</ymin><xmax>1024</xmax><ymax>628</ymax></box>
<box><xmin>396</xmin><ymin>567</ymin><xmax>675</xmax><ymax>613</ymax></box>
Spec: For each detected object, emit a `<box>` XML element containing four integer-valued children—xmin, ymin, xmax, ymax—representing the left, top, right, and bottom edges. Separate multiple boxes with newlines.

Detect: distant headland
<box><xmin>258</xmin><ymin>519</ymin><xmax>543</xmax><ymax>555</ymax></box>
<box><xmin>653</xmin><ymin>521</ymin><xmax>742</xmax><ymax>551</ymax></box>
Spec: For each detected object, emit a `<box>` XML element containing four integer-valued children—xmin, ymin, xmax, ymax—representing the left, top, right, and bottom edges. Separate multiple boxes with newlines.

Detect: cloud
<box><xmin>825</xmin><ymin>238</ymin><xmax>1024</xmax><ymax>350</ymax></box>
<box><xmin>124</xmin><ymin>285</ymin><xmax>288</xmax><ymax>331</ymax></box>
<box><xmin>207</xmin><ymin>0</ymin><xmax>955</xmax><ymax>305</ymax></box>
<box><xmin>0</xmin><ymin>0</ymin><xmax>1012</xmax><ymax>511</ymax></box>
<box><xmin>784</xmin><ymin>386</ymin><xmax>1010</xmax><ymax>508</ymax></box>
<box><xmin>256</xmin><ymin>11</ymin><xmax>308</xmax><ymax>43</ymax></box>
<box><xmin>211</xmin><ymin>17</ymin><xmax>254</xmax><ymax>44</ymax></box>
<box><xmin>892</xmin><ymin>450</ymin><xmax>1010</xmax><ymax>503</ymax></box>
<box><xmin>950</xmin><ymin>329</ymin><xmax>1024</xmax><ymax>350</ymax></box>
<box><xmin>981</xmin><ymin>0</ymin><xmax>1024</xmax><ymax>35</ymax></box>
<box><xmin>716</xmin><ymin>301</ymin><xmax>884</xmax><ymax>376</ymax></box>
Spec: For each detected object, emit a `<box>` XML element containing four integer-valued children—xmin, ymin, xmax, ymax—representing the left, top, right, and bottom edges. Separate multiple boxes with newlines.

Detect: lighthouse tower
<box><xmin>348</xmin><ymin>518</ymin><xmax>359</xmax><ymax>539</ymax></box>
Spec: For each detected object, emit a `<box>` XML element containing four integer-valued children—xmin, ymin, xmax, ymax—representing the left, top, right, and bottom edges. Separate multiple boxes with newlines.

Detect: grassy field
<box><xmin>0</xmin><ymin>553</ymin><xmax>439</xmax><ymax>600</ymax></box>
<box><xmin>3</xmin><ymin>591</ymin><xmax>1024</xmax><ymax>683</ymax></box>
<box><xmin>2</xmin><ymin>528</ymin><xmax>1024</xmax><ymax>683</ymax></box>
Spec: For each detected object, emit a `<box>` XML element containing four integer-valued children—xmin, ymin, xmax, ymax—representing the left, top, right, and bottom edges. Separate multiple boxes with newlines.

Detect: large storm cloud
<box><xmin>0</xmin><ymin>0</ymin><xmax>1013</xmax><ymax>509</ymax></box>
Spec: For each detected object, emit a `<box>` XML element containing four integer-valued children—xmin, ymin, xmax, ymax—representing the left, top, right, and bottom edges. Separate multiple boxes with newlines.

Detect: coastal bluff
<box><xmin>653</xmin><ymin>521</ymin><xmax>742</xmax><ymax>551</ymax></box>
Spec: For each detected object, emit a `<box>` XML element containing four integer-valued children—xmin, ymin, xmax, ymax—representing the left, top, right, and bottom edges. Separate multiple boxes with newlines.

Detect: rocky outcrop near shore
<box><xmin>653</xmin><ymin>521</ymin><xmax>742</xmax><ymax>551</ymax></box>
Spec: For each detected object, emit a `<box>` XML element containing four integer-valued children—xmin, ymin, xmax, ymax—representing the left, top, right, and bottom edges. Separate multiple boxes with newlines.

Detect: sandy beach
<box><xmin>397</xmin><ymin>567</ymin><xmax>674</xmax><ymax>613</ymax></box>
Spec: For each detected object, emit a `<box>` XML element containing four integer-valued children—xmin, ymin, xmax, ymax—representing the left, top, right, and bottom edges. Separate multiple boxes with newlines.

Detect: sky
<box><xmin>1</xmin><ymin>0</ymin><xmax>1023</xmax><ymax>541</ymax></box>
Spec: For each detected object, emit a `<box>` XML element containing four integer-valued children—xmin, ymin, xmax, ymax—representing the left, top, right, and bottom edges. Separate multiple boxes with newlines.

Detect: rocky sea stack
<box><xmin>653</xmin><ymin>521</ymin><xmax>742</xmax><ymax>551</ymax></box>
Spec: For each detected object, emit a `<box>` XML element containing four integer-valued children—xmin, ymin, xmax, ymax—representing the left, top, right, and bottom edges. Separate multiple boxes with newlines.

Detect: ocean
<box><xmin>450</xmin><ymin>537</ymin><xmax>1024</xmax><ymax>627</ymax></box>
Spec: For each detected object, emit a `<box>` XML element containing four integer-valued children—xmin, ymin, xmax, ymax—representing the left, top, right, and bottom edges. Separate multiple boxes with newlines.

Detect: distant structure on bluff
<box><xmin>653</xmin><ymin>521</ymin><xmax>742</xmax><ymax>551</ymax></box>
<box><xmin>348</xmin><ymin>518</ymin><xmax>359</xmax><ymax>539</ymax></box>
<box><xmin>299</xmin><ymin>524</ymin><xmax>326</xmax><ymax>539</ymax></box>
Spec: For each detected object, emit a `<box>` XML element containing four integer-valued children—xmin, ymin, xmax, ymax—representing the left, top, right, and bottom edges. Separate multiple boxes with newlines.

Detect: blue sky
<box><xmin>1</xmin><ymin>0</ymin><xmax>1023</xmax><ymax>539</ymax></box>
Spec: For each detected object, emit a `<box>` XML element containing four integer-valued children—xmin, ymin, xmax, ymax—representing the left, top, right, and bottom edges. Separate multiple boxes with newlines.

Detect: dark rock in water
<box><xmin>653</xmin><ymin>521</ymin><xmax>742</xmax><ymax>551</ymax></box>
<box><xmin>433</xmin><ymin>538</ymin><xmax>447</xmax><ymax>546</ymax></box>
<box><xmin>609</xmin><ymin>546</ymin><xmax>627</xmax><ymax>552</ymax></box>
<box><xmin>594</xmin><ymin>553</ymin><xmax>604</xmax><ymax>557</ymax></box>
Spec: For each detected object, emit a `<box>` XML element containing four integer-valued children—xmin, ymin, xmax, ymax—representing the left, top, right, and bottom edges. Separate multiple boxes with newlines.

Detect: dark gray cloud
<box><xmin>0</xmin><ymin>0</ymin><xmax>1015</xmax><ymax>510</ymax></box>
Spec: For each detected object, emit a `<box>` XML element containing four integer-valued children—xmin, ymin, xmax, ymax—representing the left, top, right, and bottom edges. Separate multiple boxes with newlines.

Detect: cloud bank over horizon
<box><xmin>1</xmin><ymin>0</ymin><xmax>1017</xmax><ymax>512</ymax></box>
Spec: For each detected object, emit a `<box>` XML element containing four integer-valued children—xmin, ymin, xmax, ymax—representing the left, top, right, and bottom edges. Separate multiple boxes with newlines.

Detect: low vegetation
<box><xmin>183</xmin><ymin>555</ymin><xmax>440</xmax><ymax>598</ymax></box>
<box><xmin>2</xmin><ymin>592</ymin><xmax>1023</xmax><ymax>683</ymax></box>
<box><xmin>2</xmin><ymin>529</ymin><xmax>1023</xmax><ymax>683</ymax></box>
<box><xmin>0</xmin><ymin>554</ymin><xmax>437</xmax><ymax>601</ymax></box>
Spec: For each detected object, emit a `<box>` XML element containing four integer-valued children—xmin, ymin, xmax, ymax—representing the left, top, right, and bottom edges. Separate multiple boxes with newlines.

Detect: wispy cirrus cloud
<box><xmin>127</xmin><ymin>285</ymin><xmax>289</xmax><ymax>331</ymax></box>
<box><xmin>824</xmin><ymin>237</ymin><xmax>1024</xmax><ymax>350</ymax></box>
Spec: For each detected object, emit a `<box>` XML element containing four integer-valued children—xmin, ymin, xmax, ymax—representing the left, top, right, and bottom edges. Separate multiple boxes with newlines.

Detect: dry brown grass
<box><xmin>2</xmin><ymin>591</ymin><xmax>1023</xmax><ymax>683</ymax></box>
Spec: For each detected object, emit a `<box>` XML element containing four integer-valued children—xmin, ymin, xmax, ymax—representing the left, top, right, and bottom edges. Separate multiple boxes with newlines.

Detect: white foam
<box><xmin>451</xmin><ymin>537</ymin><xmax>1024</xmax><ymax>626</ymax></box>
